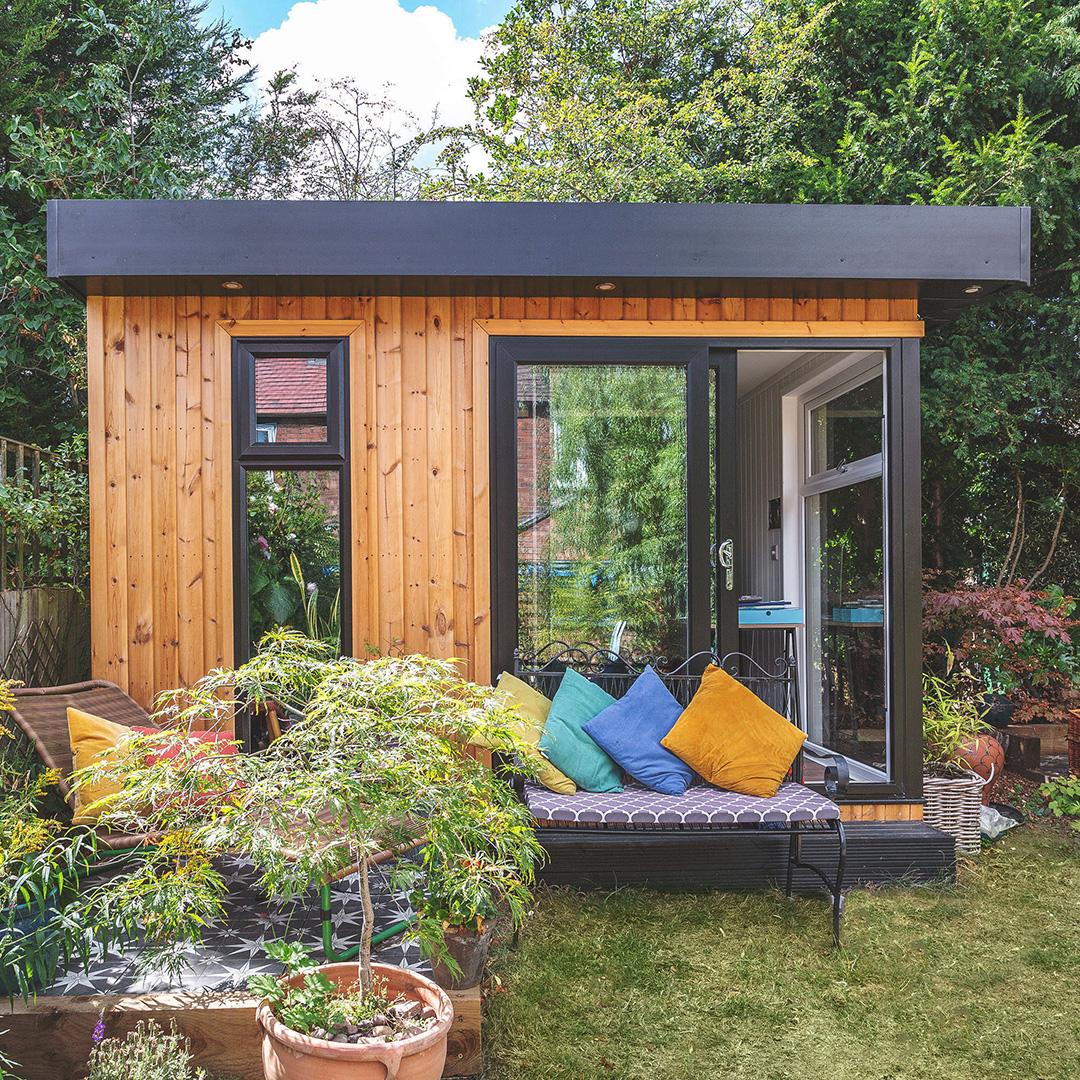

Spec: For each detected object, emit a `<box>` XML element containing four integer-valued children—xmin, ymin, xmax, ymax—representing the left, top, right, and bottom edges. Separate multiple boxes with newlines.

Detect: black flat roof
<box><xmin>48</xmin><ymin>200</ymin><xmax>1030</xmax><ymax>319</ymax></box>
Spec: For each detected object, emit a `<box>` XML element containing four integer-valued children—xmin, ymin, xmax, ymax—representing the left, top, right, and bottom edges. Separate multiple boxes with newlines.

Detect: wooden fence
<box><xmin>0</xmin><ymin>437</ymin><xmax>89</xmax><ymax>685</ymax></box>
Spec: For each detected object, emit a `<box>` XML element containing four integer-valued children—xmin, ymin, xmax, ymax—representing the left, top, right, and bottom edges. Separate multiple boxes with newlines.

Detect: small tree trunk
<box><xmin>359</xmin><ymin>855</ymin><xmax>373</xmax><ymax>995</ymax></box>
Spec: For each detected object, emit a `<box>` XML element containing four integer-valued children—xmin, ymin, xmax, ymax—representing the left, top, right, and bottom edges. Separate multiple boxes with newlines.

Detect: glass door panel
<box><xmin>516</xmin><ymin>364</ymin><xmax>689</xmax><ymax>665</ymax></box>
<box><xmin>805</xmin><ymin>475</ymin><xmax>887</xmax><ymax>778</ymax></box>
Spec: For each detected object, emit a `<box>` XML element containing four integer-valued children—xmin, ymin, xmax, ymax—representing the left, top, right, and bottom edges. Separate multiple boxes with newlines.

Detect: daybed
<box><xmin>511</xmin><ymin>649</ymin><xmax>851</xmax><ymax>945</ymax></box>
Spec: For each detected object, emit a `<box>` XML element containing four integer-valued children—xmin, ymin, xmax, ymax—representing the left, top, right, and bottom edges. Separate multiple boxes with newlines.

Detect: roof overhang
<box><xmin>47</xmin><ymin>200</ymin><xmax>1030</xmax><ymax>323</ymax></box>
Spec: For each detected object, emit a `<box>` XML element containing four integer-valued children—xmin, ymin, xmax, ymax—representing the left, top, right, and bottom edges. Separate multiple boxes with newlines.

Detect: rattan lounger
<box><xmin>7</xmin><ymin>680</ymin><xmax>156</xmax><ymax>850</ymax></box>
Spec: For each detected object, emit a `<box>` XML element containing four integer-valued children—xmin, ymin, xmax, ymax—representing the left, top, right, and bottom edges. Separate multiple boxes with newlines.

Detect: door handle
<box><xmin>718</xmin><ymin>538</ymin><xmax>734</xmax><ymax>592</ymax></box>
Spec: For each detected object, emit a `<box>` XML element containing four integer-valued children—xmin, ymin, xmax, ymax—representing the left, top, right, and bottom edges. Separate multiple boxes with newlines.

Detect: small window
<box><xmin>234</xmin><ymin>338</ymin><xmax>345</xmax><ymax>458</ymax></box>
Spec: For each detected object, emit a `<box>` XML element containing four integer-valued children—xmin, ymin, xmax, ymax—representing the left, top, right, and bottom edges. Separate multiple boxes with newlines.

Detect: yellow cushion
<box><xmin>491</xmin><ymin>672</ymin><xmax>577</xmax><ymax>795</ymax></box>
<box><xmin>67</xmin><ymin>707</ymin><xmax>135</xmax><ymax>824</ymax></box>
<box><xmin>660</xmin><ymin>665</ymin><xmax>806</xmax><ymax>798</ymax></box>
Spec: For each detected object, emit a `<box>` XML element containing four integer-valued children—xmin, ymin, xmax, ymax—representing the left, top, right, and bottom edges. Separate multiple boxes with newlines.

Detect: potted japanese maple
<box><xmin>73</xmin><ymin>631</ymin><xmax>542</xmax><ymax>1080</ymax></box>
<box><xmin>408</xmin><ymin>845</ymin><xmax>529</xmax><ymax>991</ymax></box>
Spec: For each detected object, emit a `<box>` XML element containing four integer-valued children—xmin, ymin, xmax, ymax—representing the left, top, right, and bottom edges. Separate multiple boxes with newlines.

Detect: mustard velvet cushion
<box><xmin>660</xmin><ymin>665</ymin><xmax>806</xmax><ymax>798</ymax></box>
<box><xmin>67</xmin><ymin>707</ymin><xmax>136</xmax><ymax>824</ymax></box>
<box><xmin>489</xmin><ymin>672</ymin><xmax>577</xmax><ymax>795</ymax></box>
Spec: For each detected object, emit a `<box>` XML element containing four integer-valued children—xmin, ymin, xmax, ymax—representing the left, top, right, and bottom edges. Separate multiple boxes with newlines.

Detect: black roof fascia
<box><xmin>48</xmin><ymin>201</ymin><xmax>1029</xmax><ymax>296</ymax></box>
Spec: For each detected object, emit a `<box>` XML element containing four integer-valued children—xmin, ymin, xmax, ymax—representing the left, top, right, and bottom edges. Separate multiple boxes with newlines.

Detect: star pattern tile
<box><xmin>44</xmin><ymin>853</ymin><xmax>431</xmax><ymax>996</ymax></box>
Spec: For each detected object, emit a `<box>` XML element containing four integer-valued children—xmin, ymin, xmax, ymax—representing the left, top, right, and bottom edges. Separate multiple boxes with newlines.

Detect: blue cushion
<box><xmin>582</xmin><ymin>666</ymin><xmax>694</xmax><ymax>795</ymax></box>
<box><xmin>539</xmin><ymin>668</ymin><xmax>622</xmax><ymax>793</ymax></box>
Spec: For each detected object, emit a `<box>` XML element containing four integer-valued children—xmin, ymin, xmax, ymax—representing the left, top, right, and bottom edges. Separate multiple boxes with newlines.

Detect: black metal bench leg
<box><xmin>832</xmin><ymin>819</ymin><xmax>847</xmax><ymax>948</ymax></box>
<box><xmin>785</xmin><ymin>827</ymin><xmax>798</xmax><ymax>898</ymax></box>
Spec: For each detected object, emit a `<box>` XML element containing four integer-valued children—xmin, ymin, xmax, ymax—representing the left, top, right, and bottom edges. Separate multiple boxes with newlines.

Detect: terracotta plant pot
<box><xmin>953</xmin><ymin>734</ymin><xmax>1005</xmax><ymax>805</ymax></box>
<box><xmin>258</xmin><ymin>962</ymin><xmax>453</xmax><ymax>1080</ymax></box>
<box><xmin>429</xmin><ymin>923</ymin><xmax>494</xmax><ymax>990</ymax></box>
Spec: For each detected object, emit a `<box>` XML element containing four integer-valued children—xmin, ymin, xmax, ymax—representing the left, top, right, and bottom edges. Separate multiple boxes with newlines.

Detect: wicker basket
<box><xmin>923</xmin><ymin>771</ymin><xmax>986</xmax><ymax>855</ymax></box>
<box><xmin>1068</xmin><ymin>710</ymin><xmax>1080</xmax><ymax>776</ymax></box>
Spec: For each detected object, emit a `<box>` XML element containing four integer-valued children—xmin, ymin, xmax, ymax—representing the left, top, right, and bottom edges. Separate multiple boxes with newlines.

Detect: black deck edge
<box><xmin>534</xmin><ymin>821</ymin><xmax>955</xmax><ymax>891</ymax></box>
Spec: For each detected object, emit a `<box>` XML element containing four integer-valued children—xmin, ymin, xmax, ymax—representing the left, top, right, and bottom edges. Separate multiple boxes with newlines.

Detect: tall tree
<box><xmin>433</xmin><ymin>0</ymin><xmax>1080</xmax><ymax>588</ymax></box>
<box><xmin>0</xmin><ymin>0</ymin><xmax>302</xmax><ymax>446</ymax></box>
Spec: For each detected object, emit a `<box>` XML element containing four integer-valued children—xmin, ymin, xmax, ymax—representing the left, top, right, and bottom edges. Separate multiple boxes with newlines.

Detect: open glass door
<box><xmin>491</xmin><ymin>338</ymin><xmax>739</xmax><ymax>675</ymax></box>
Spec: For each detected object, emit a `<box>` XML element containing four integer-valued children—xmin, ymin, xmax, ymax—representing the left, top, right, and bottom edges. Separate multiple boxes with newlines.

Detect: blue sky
<box><xmin>212</xmin><ymin>0</ymin><xmax>515</xmax><ymax>40</ymax></box>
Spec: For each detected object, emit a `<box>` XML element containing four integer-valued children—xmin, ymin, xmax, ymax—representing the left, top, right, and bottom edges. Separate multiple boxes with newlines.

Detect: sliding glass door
<box><xmin>491</xmin><ymin>339</ymin><xmax>737</xmax><ymax>675</ymax></box>
<box><xmin>802</xmin><ymin>366</ymin><xmax>888</xmax><ymax>782</ymax></box>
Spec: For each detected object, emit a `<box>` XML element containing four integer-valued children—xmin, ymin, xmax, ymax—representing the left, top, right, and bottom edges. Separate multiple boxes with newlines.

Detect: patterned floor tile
<box><xmin>43</xmin><ymin>854</ymin><xmax>431</xmax><ymax>996</ymax></box>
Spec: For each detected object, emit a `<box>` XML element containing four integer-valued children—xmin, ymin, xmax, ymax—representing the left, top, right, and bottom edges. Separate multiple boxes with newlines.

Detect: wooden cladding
<box><xmin>86</xmin><ymin>277</ymin><xmax>920</xmax><ymax>712</ymax></box>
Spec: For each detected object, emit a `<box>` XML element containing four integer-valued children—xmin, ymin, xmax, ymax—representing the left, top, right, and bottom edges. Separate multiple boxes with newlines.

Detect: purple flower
<box><xmin>92</xmin><ymin>1011</ymin><xmax>105</xmax><ymax>1044</ymax></box>
<box><xmin>254</xmin><ymin>536</ymin><xmax>270</xmax><ymax>559</ymax></box>
<box><xmin>306</xmin><ymin>582</ymin><xmax>317</xmax><ymax>596</ymax></box>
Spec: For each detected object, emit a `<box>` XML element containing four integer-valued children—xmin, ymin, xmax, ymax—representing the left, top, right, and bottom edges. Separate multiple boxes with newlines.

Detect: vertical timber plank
<box><xmin>87</xmin><ymin>296</ymin><xmax>107</xmax><ymax>681</ymax></box>
<box><xmin>647</xmin><ymin>279</ymin><xmax>673</xmax><ymax>322</ymax></box>
<box><xmin>471</xmin><ymin>287</ymin><xmax>495</xmax><ymax>683</ymax></box>
<box><xmin>125</xmin><ymin>294</ymin><xmax>154</xmax><ymax>707</ymax></box>
<box><xmin>375</xmin><ymin>289</ymin><xmax>404</xmax><ymax>654</ymax></box>
<box><xmin>201</xmin><ymin>290</ymin><xmax>230</xmax><ymax>675</ymax></box>
<box><xmin>176</xmin><ymin>289</ymin><xmax>205</xmax><ymax>689</ymax></box>
<box><xmin>426</xmin><ymin>285</ymin><xmax>454</xmax><ymax>659</ymax></box>
<box><xmin>150</xmin><ymin>294</ymin><xmax>179</xmax><ymax>700</ymax></box>
<box><xmin>401</xmin><ymin>292</ymin><xmax>428</xmax><ymax>655</ymax></box>
<box><xmin>451</xmin><ymin>293</ymin><xmax>473</xmax><ymax>673</ymax></box>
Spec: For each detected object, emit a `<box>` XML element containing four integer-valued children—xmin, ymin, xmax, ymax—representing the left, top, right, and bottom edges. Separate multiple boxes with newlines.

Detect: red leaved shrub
<box><xmin>923</xmin><ymin>579</ymin><xmax>1079</xmax><ymax>723</ymax></box>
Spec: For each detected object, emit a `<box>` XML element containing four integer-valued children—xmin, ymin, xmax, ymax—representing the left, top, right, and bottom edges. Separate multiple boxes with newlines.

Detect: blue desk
<box><xmin>739</xmin><ymin>607</ymin><xmax>804</xmax><ymax>628</ymax></box>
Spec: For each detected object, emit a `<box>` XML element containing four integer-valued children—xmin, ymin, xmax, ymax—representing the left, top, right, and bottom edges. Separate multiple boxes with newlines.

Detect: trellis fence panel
<box><xmin>0</xmin><ymin>438</ymin><xmax>89</xmax><ymax>685</ymax></box>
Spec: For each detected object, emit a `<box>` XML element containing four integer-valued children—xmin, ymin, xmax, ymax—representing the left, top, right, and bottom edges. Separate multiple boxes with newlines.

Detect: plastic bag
<box><xmin>980</xmin><ymin>804</ymin><xmax>1021</xmax><ymax>841</ymax></box>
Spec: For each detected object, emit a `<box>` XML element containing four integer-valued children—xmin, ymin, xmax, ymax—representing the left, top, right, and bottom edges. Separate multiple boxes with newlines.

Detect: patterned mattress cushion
<box><xmin>523</xmin><ymin>778</ymin><xmax>840</xmax><ymax>825</ymax></box>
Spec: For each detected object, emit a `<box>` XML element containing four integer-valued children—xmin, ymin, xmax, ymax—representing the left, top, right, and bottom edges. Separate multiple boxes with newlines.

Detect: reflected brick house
<box><xmin>255</xmin><ymin>356</ymin><xmax>338</xmax><ymax>516</ymax></box>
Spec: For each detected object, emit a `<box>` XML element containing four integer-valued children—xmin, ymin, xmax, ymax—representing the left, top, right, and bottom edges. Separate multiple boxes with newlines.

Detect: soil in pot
<box><xmin>430</xmin><ymin>922</ymin><xmax>494</xmax><ymax>990</ymax></box>
<box><xmin>258</xmin><ymin>962</ymin><xmax>453</xmax><ymax>1080</ymax></box>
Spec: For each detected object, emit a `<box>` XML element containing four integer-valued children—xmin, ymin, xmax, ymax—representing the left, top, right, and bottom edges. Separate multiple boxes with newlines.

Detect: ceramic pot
<box><xmin>953</xmin><ymin>734</ymin><xmax>1005</xmax><ymax>806</ymax></box>
<box><xmin>429</xmin><ymin>923</ymin><xmax>494</xmax><ymax>990</ymax></box>
<box><xmin>258</xmin><ymin>962</ymin><xmax>453</xmax><ymax>1080</ymax></box>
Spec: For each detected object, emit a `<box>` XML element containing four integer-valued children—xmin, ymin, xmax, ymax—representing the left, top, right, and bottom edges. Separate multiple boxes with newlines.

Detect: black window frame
<box><xmin>232</xmin><ymin>336</ymin><xmax>351</xmax><ymax>674</ymax></box>
<box><xmin>489</xmin><ymin>334</ymin><xmax>923</xmax><ymax>805</ymax></box>
<box><xmin>234</xmin><ymin>337</ymin><xmax>345</xmax><ymax>459</ymax></box>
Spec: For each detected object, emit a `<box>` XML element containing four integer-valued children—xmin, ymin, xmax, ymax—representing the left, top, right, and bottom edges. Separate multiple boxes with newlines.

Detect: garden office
<box><xmin>46</xmin><ymin>198</ymin><xmax>1029</xmax><ymax>814</ymax></box>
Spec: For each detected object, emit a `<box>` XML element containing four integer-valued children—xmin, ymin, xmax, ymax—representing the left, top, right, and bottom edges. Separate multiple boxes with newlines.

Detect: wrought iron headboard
<box><xmin>510</xmin><ymin>644</ymin><xmax>853</xmax><ymax>796</ymax></box>
<box><xmin>512</xmin><ymin>645</ymin><xmax>800</xmax><ymax>724</ymax></box>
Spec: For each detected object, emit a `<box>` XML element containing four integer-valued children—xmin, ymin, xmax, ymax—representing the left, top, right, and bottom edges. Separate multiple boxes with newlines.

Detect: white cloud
<box><xmin>249</xmin><ymin>0</ymin><xmax>488</xmax><ymax>132</ymax></box>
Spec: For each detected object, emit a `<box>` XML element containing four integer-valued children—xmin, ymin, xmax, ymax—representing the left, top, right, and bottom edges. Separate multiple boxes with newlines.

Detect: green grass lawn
<box><xmin>482</xmin><ymin>824</ymin><xmax>1080</xmax><ymax>1080</ymax></box>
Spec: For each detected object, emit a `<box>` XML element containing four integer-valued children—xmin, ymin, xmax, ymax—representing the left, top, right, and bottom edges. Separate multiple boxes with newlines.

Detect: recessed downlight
<box><xmin>595</xmin><ymin>281</ymin><xmax>617</xmax><ymax>292</ymax></box>
<box><xmin>222</xmin><ymin>280</ymin><xmax>244</xmax><ymax>291</ymax></box>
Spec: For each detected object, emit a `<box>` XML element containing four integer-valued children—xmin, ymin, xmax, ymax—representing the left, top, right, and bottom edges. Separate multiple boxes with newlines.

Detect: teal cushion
<box><xmin>539</xmin><ymin>668</ymin><xmax>622</xmax><ymax>793</ymax></box>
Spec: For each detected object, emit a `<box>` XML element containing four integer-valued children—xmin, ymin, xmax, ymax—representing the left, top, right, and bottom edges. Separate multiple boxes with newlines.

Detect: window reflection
<box><xmin>254</xmin><ymin>356</ymin><xmax>329</xmax><ymax>443</ymax></box>
<box><xmin>246</xmin><ymin>470</ymin><xmax>341</xmax><ymax>654</ymax></box>
<box><xmin>809</xmin><ymin>375</ymin><xmax>883</xmax><ymax>475</ymax></box>
<box><xmin>516</xmin><ymin>364</ymin><xmax>688</xmax><ymax>663</ymax></box>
